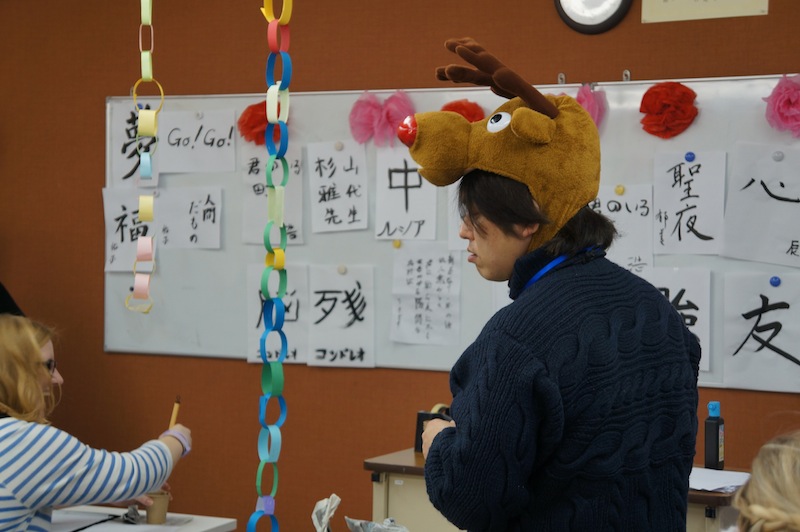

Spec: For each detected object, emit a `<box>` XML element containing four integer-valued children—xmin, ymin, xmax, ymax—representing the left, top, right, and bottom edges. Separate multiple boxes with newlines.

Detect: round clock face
<box><xmin>555</xmin><ymin>0</ymin><xmax>633</xmax><ymax>34</ymax></box>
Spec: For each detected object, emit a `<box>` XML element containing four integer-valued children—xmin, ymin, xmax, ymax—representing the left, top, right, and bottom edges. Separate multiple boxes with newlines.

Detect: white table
<box><xmin>52</xmin><ymin>505</ymin><xmax>236</xmax><ymax>532</ymax></box>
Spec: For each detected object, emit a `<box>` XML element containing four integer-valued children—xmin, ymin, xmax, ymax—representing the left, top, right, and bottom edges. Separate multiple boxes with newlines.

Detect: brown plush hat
<box><xmin>398</xmin><ymin>38</ymin><xmax>601</xmax><ymax>251</ymax></box>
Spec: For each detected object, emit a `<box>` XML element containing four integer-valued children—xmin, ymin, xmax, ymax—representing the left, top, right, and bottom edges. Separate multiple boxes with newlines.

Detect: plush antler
<box><xmin>435</xmin><ymin>38</ymin><xmax>559</xmax><ymax>119</ymax></box>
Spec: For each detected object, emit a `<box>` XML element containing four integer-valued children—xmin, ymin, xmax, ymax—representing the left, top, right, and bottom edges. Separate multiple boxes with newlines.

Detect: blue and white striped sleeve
<box><xmin>2</xmin><ymin>422</ymin><xmax>173</xmax><ymax>510</ymax></box>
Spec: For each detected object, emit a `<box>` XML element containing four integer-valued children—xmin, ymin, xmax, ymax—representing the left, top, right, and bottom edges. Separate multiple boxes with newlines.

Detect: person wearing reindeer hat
<box><xmin>402</xmin><ymin>38</ymin><xmax>701</xmax><ymax>532</ymax></box>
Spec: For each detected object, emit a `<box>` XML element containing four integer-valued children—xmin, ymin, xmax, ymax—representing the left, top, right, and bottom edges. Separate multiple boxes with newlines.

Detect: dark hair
<box><xmin>543</xmin><ymin>205</ymin><xmax>617</xmax><ymax>256</ymax></box>
<box><xmin>458</xmin><ymin>169</ymin><xmax>616</xmax><ymax>255</ymax></box>
<box><xmin>458</xmin><ymin>169</ymin><xmax>549</xmax><ymax>236</ymax></box>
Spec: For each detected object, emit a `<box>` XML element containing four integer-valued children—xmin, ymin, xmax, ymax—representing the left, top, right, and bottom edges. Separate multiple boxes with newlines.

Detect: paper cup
<box><xmin>145</xmin><ymin>490</ymin><xmax>170</xmax><ymax>524</ymax></box>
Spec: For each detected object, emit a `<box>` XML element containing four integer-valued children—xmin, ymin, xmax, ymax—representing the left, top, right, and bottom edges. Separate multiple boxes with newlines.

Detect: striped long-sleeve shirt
<box><xmin>0</xmin><ymin>417</ymin><xmax>173</xmax><ymax>531</ymax></box>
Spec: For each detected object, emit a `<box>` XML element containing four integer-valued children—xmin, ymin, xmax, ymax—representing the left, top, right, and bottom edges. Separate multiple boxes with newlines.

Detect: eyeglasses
<box><xmin>42</xmin><ymin>359</ymin><xmax>57</xmax><ymax>375</ymax></box>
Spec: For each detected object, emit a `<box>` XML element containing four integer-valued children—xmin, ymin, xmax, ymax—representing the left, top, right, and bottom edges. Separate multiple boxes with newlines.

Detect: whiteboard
<box><xmin>104</xmin><ymin>75</ymin><xmax>800</xmax><ymax>385</ymax></box>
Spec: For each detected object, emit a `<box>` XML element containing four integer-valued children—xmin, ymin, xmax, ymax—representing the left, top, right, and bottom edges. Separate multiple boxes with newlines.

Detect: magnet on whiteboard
<box><xmin>772</xmin><ymin>151</ymin><xmax>784</xmax><ymax>162</ymax></box>
<box><xmin>334</xmin><ymin>141</ymin><xmax>344</xmax><ymax>151</ymax></box>
<box><xmin>770</xmin><ymin>276</ymin><xmax>781</xmax><ymax>287</ymax></box>
<box><xmin>614</xmin><ymin>185</ymin><xmax>625</xmax><ymax>196</ymax></box>
<box><xmin>196</xmin><ymin>111</ymin><xmax>204</xmax><ymax>119</ymax></box>
<box><xmin>337</xmin><ymin>265</ymin><xmax>347</xmax><ymax>275</ymax></box>
<box><xmin>685</xmin><ymin>151</ymin><xmax>696</xmax><ymax>162</ymax></box>
<box><xmin>393</xmin><ymin>240</ymin><xmax>402</xmax><ymax>249</ymax></box>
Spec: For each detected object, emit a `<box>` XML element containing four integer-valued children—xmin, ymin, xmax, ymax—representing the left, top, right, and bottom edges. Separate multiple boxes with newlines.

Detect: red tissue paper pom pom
<box><xmin>441</xmin><ymin>99</ymin><xmax>485</xmax><ymax>122</ymax></box>
<box><xmin>238</xmin><ymin>100</ymin><xmax>283</xmax><ymax>145</ymax></box>
<box><xmin>639</xmin><ymin>82</ymin><xmax>698</xmax><ymax>139</ymax></box>
<box><xmin>763</xmin><ymin>74</ymin><xmax>800</xmax><ymax>138</ymax></box>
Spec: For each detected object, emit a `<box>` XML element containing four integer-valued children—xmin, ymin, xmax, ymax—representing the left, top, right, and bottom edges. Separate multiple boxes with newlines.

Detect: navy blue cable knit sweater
<box><xmin>425</xmin><ymin>248</ymin><xmax>701</xmax><ymax>531</ymax></box>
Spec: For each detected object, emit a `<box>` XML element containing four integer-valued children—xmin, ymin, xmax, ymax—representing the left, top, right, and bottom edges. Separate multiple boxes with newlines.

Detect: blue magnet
<box><xmin>770</xmin><ymin>276</ymin><xmax>781</xmax><ymax>287</ymax></box>
<box><xmin>685</xmin><ymin>152</ymin><xmax>695</xmax><ymax>162</ymax></box>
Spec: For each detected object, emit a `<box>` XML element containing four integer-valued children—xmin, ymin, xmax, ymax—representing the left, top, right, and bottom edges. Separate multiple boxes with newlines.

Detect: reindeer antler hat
<box><xmin>398</xmin><ymin>38</ymin><xmax>601</xmax><ymax>250</ymax></box>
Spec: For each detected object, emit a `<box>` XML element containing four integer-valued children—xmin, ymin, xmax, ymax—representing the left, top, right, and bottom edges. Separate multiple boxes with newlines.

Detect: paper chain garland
<box><xmin>247</xmin><ymin>1</ymin><xmax>292</xmax><ymax>530</ymax></box>
<box><xmin>125</xmin><ymin>0</ymin><xmax>164</xmax><ymax>313</ymax></box>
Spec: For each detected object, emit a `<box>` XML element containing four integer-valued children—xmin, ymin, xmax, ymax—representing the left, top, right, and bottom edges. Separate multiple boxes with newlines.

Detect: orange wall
<box><xmin>2</xmin><ymin>1</ymin><xmax>800</xmax><ymax>529</ymax></box>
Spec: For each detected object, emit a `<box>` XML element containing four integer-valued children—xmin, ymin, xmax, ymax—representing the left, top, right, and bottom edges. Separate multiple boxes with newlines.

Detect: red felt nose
<box><xmin>397</xmin><ymin>115</ymin><xmax>417</xmax><ymax>147</ymax></box>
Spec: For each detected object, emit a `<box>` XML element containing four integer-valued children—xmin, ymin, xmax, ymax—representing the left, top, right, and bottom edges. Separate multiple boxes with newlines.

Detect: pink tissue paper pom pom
<box><xmin>375</xmin><ymin>91</ymin><xmax>415</xmax><ymax>147</ymax></box>
<box><xmin>349</xmin><ymin>92</ymin><xmax>383</xmax><ymax>144</ymax></box>
<box><xmin>763</xmin><ymin>74</ymin><xmax>800</xmax><ymax>138</ymax></box>
<box><xmin>349</xmin><ymin>91</ymin><xmax>416</xmax><ymax>146</ymax></box>
<box><xmin>576</xmin><ymin>84</ymin><xmax>607</xmax><ymax>128</ymax></box>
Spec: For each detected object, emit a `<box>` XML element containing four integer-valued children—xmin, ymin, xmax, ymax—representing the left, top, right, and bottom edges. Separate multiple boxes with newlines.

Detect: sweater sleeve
<box><xmin>424</xmin><ymin>330</ymin><xmax>564</xmax><ymax>531</ymax></box>
<box><xmin>1</xmin><ymin>421</ymin><xmax>174</xmax><ymax>511</ymax></box>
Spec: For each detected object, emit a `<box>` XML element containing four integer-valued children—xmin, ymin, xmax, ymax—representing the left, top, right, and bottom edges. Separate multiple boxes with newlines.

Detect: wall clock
<box><xmin>554</xmin><ymin>0</ymin><xmax>633</xmax><ymax>34</ymax></box>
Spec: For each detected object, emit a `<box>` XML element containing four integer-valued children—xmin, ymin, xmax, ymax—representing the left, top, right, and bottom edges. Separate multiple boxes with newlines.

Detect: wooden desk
<box><xmin>52</xmin><ymin>505</ymin><xmax>236</xmax><ymax>532</ymax></box>
<box><xmin>365</xmin><ymin>448</ymin><xmax>739</xmax><ymax>532</ymax></box>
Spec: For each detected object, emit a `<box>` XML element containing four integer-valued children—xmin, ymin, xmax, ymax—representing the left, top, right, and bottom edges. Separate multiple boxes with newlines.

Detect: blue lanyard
<box><xmin>523</xmin><ymin>254</ymin><xmax>568</xmax><ymax>291</ymax></box>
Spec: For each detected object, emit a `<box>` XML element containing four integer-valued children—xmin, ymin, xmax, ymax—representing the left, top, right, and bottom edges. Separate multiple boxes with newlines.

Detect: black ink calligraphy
<box><xmin>733</xmin><ymin>294</ymin><xmax>799</xmax><ymax>367</ymax></box>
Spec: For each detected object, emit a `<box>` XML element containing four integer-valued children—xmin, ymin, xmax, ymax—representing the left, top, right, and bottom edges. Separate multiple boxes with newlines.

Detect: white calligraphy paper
<box><xmin>108</xmin><ymin>98</ymin><xmax>163</xmax><ymax>187</ymax></box>
<box><xmin>639</xmin><ymin>267</ymin><xmax>712</xmax><ymax>372</ymax></box>
<box><xmin>375</xmin><ymin>146</ymin><xmax>437</xmax><ymax>240</ymax></box>
<box><xmin>308</xmin><ymin>265</ymin><xmax>375</xmax><ymax>368</ymax></box>
<box><xmin>721</xmin><ymin>142</ymin><xmax>800</xmax><ymax>268</ymax></box>
<box><xmin>723</xmin><ymin>272</ymin><xmax>800</xmax><ymax>393</ymax></box>
<box><xmin>102</xmin><ymin>188</ymin><xmax>155</xmax><ymax>271</ymax></box>
<box><xmin>158</xmin><ymin>110</ymin><xmax>237</xmax><ymax>173</ymax></box>
<box><xmin>306</xmin><ymin>140</ymin><xmax>369</xmax><ymax>233</ymax></box>
<box><xmin>390</xmin><ymin>241</ymin><xmax>461</xmax><ymax>345</ymax></box>
<box><xmin>103</xmin><ymin>186</ymin><xmax>222</xmax><ymax>272</ymax></box>
<box><xmin>592</xmin><ymin>184</ymin><xmax>654</xmax><ymax>273</ymax></box>
<box><xmin>240</xmin><ymin>142</ymin><xmax>305</xmax><ymax>245</ymax></box>
<box><xmin>158</xmin><ymin>187</ymin><xmax>222</xmax><ymax>249</ymax></box>
<box><xmin>652</xmin><ymin>151</ymin><xmax>725</xmax><ymax>255</ymax></box>
<box><xmin>246</xmin><ymin>263</ymin><xmax>309</xmax><ymax>364</ymax></box>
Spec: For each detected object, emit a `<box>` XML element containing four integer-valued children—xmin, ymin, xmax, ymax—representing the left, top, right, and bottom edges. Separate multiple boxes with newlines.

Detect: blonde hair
<box><xmin>31</xmin><ymin>319</ymin><xmax>61</xmax><ymax>411</ymax></box>
<box><xmin>0</xmin><ymin>315</ymin><xmax>54</xmax><ymax>423</ymax></box>
<box><xmin>30</xmin><ymin>320</ymin><xmax>55</xmax><ymax>349</ymax></box>
<box><xmin>734</xmin><ymin>430</ymin><xmax>800</xmax><ymax>531</ymax></box>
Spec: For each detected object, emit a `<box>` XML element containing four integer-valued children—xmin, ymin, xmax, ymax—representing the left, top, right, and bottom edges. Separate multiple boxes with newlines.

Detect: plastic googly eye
<box><xmin>486</xmin><ymin>112</ymin><xmax>512</xmax><ymax>133</ymax></box>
